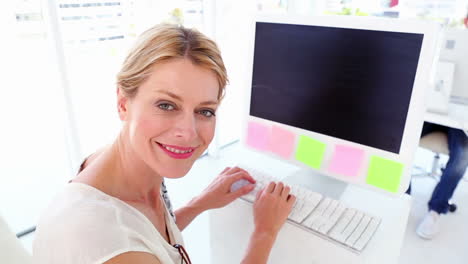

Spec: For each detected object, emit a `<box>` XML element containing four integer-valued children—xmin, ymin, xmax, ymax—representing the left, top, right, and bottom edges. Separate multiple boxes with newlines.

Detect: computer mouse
<box><xmin>230</xmin><ymin>179</ymin><xmax>252</xmax><ymax>193</ymax></box>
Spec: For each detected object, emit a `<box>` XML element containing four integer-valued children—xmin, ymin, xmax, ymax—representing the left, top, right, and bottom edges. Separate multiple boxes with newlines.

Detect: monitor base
<box><xmin>284</xmin><ymin>169</ymin><xmax>348</xmax><ymax>200</ymax></box>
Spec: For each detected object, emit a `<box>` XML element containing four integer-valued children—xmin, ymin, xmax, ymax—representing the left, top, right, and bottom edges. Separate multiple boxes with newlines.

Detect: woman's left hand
<box><xmin>194</xmin><ymin>167</ymin><xmax>256</xmax><ymax>210</ymax></box>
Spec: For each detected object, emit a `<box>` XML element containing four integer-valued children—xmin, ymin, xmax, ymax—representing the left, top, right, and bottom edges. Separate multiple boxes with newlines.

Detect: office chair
<box><xmin>413</xmin><ymin>131</ymin><xmax>457</xmax><ymax>212</ymax></box>
<box><xmin>0</xmin><ymin>215</ymin><xmax>32</xmax><ymax>264</ymax></box>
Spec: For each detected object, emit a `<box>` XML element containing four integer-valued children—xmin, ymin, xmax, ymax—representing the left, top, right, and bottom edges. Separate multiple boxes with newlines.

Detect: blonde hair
<box><xmin>117</xmin><ymin>24</ymin><xmax>228</xmax><ymax>99</ymax></box>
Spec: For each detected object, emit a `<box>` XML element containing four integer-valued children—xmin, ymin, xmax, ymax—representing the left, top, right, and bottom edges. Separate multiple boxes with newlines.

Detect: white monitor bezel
<box><xmin>240</xmin><ymin>14</ymin><xmax>440</xmax><ymax>195</ymax></box>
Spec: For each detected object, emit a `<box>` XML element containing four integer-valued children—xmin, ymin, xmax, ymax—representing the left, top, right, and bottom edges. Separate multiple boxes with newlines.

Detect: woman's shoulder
<box><xmin>36</xmin><ymin>183</ymin><xmax>152</xmax><ymax>233</ymax></box>
<box><xmin>35</xmin><ymin>183</ymin><xmax>122</xmax><ymax>239</ymax></box>
<box><xmin>33</xmin><ymin>183</ymin><xmax>156</xmax><ymax>264</ymax></box>
<box><xmin>38</xmin><ymin>183</ymin><xmax>113</xmax><ymax>219</ymax></box>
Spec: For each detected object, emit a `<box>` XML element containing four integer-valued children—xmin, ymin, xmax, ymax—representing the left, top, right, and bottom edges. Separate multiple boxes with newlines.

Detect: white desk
<box><xmin>425</xmin><ymin>102</ymin><xmax>468</xmax><ymax>133</ymax></box>
<box><xmin>208</xmin><ymin>143</ymin><xmax>411</xmax><ymax>264</ymax></box>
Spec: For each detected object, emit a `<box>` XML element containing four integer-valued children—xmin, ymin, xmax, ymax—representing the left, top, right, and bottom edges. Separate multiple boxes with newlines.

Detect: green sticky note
<box><xmin>366</xmin><ymin>156</ymin><xmax>404</xmax><ymax>193</ymax></box>
<box><xmin>295</xmin><ymin>135</ymin><xmax>326</xmax><ymax>169</ymax></box>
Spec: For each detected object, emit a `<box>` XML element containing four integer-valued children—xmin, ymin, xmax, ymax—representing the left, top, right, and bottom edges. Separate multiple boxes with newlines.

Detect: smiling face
<box><xmin>118</xmin><ymin>58</ymin><xmax>220</xmax><ymax>178</ymax></box>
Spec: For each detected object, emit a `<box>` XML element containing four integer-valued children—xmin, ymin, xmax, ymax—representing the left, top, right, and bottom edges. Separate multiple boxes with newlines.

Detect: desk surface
<box><xmin>208</xmin><ymin>143</ymin><xmax>411</xmax><ymax>264</ymax></box>
<box><xmin>425</xmin><ymin>102</ymin><xmax>468</xmax><ymax>132</ymax></box>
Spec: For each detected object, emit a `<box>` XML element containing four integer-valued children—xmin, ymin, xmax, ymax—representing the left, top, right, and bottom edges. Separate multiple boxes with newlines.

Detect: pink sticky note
<box><xmin>328</xmin><ymin>145</ymin><xmax>365</xmax><ymax>177</ymax></box>
<box><xmin>268</xmin><ymin>125</ymin><xmax>296</xmax><ymax>159</ymax></box>
<box><xmin>246</xmin><ymin>121</ymin><xmax>270</xmax><ymax>151</ymax></box>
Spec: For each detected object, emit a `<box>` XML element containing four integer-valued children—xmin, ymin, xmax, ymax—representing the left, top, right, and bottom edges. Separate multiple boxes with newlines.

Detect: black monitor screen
<box><xmin>250</xmin><ymin>22</ymin><xmax>424</xmax><ymax>154</ymax></box>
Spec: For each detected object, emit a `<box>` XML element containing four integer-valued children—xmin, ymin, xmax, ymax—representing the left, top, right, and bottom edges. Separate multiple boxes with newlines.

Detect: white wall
<box><xmin>211</xmin><ymin>0</ymin><xmax>257</xmax><ymax>149</ymax></box>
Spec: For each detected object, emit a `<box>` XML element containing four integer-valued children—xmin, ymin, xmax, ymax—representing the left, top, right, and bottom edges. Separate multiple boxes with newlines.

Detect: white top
<box><xmin>33</xmin><ymin>182</ymin><xmax>185</xmax><ymax>264</ymax></box>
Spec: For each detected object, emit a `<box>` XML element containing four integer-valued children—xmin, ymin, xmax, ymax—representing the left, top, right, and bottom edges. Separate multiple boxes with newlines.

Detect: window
<box><xmin>0</xmin><ymin>0</ymin><xmax>70</xmax><ymax>234</ymax></box>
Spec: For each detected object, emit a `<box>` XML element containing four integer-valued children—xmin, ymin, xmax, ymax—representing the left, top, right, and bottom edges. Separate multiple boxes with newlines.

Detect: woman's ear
<box><xmin>117</xmin><ymin>87</ymin><xmax>129</xmax><ymax>121</ymax></box>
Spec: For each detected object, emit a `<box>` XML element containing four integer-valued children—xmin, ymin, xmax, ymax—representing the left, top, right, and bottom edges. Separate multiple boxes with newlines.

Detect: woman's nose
<box><xmin>173</xmin><ymin>112</ymin><xmax>198</xmax><ymax>141</ymax></box>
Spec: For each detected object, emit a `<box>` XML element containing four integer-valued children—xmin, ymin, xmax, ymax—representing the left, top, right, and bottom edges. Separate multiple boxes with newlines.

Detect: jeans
<box><xmin>408</xmin><ymin>122</ymin><xmax>468</xmax><ymax>214</ymax></box>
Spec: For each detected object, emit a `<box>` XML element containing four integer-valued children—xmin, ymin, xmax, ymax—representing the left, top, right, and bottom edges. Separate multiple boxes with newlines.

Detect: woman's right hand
<box><xmin>253</xmin><ymin>182</ymin><xmax>296</xmax><ymax>236</ymax></box>
<box><xmin>241</xmin><ymin>182</ymin><xmax>296</xmax><ymax>264</ymax></box>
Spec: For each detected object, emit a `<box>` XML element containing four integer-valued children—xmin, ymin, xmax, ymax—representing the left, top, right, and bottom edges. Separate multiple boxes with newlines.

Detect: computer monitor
<box><xmin>439</xmin><ymin>28</ymin><xmax>468</xmax><ymax>105</ymax></box>
<box><xmin>241</xmin><ymin>15</ymin><xmax>439</xmax><ymax>196</ymax></box>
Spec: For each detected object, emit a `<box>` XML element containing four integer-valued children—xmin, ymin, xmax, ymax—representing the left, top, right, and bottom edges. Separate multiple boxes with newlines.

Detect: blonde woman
<box><xmin>33</xmin><ymin>24</ymin><xmax>295</xmax><ymax>264</ymax></box>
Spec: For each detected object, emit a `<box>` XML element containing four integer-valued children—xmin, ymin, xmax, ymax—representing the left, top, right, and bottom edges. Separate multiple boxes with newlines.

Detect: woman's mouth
<box><xmin>156</xmin><ymin>142</ymin><xmax>197</xmax><ymax>159</ymax></box>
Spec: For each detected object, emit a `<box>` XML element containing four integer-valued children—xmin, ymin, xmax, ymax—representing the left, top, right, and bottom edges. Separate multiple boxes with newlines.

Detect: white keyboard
<box><xmin>240</xmin><ymin>166</ymin><xmax>381</xmax><ymax>253</ymax></box>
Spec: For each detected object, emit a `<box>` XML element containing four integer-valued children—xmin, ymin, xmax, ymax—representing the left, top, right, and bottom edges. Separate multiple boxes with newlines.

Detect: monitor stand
<box><xmin>284</xmin><ymin>168</ymin><xmax>348</xmax><ymax>200</ymax></box>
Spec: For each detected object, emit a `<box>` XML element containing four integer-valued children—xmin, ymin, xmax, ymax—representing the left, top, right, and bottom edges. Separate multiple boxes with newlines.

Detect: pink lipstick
<box><xmin>157</xmin><ymin>143</ymin><xmax>196</xmax><ymax>159</ymax></box>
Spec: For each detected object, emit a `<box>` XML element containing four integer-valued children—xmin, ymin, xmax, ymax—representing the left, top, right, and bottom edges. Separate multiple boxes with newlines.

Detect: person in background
<box><xmin>408</xmin><ymin>122</ymin><xmax>468</xmax><ymax>239</ymax></box>
<box><xmin>412</xmin><ymin>10</ymin><xmax>468</xmax><ymax>239</ymax></box>
<box><xmin>33</xmin><ymin>24</ymin><xmax>295</xmax><ymax>264</ymax></box>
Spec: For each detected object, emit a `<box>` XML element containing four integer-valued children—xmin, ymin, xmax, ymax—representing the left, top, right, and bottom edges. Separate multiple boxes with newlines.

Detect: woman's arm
<box><xmin>241</xmin><ymin>231</ymin><xmax>277</xmax><ymax>264</ymax></box>
<box><xmin>105</xmin><ymin>251</ymin><xmax>161</xmax><ymax>264</ymax></box>
<box><xmin>241</xmin><ymin>182</ymin><xmax>295</xmax><ymax>264</ymax></box>
<box><xmin>175</xmin><ymin>167</ymin><xmax>256</xmax><ymax>231</ymax></box>
<box><xmin>174</xmin><ymin>196</ymin><xmax>206</xmax><ymax>231</ymax></box>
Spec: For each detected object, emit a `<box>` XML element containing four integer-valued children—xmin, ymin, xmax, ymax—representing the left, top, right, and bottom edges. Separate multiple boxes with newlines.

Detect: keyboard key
<box><xmin>339</xmin><ymin>212</ymin><xmax>364</xmax><ymax>243</ymax></box>
<box><xmin>353</xmin><ymin>217</ymin><xmax>380</xmax><ymax>251</ymax></box>
<box><xmin>345</xmin><ymin>215</ymin><xmax>371</xmax><ymax>246</ymax></box>
<box><xmin>310</xmin><ymin>199</ymin><xmax>339</xmax><ymax>231</ymax></box>
<box><xmin>318</xmin><ymin>203</ymin><xmax>346</xmax><ymax>234</ymax></box>
<box><xmin>290</xmin><ymin>192</ymin><xmax>318</xmax><ymax>223</ymax></box>
<box><xmin>329</xmin><ymin>208</ymin><xmax>357</xmax><ymax>241</ymax></box>
<box><xmin>302</xmin><ymin>197</ymin><xmax>331</xmax><ymax>228</ymax></box>
<box><xmin>306</xmin><ymin>191</ymin><xmax>323</xmax><ymax>205</ymax></box>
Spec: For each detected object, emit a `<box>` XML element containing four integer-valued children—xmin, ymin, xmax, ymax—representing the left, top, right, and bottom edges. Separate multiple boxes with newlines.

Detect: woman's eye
<box><xmin>199</xmin><ymin>109</ymin><xmax>215</xmax><ymax>118</ymax></box>
<box><xmin>158</xmin><ymin>103</ymin><xmax>175</xmax><ymax>111</ymax></box>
